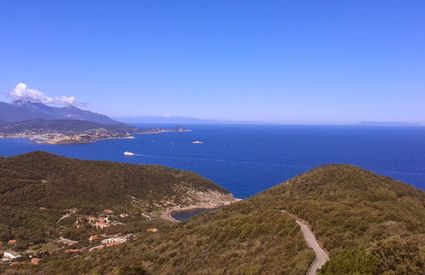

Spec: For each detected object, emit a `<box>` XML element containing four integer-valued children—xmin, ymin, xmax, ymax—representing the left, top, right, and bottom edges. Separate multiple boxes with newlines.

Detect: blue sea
<box><xmin>1</xmin><ymin>124</ymin><xmax>425</xmax><ymax>199</ymax></box>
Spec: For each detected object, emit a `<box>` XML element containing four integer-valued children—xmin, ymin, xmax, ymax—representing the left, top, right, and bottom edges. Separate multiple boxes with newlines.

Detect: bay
<box><xmin>1</xmin><ymin>124</ymin><xmax>424</xmax><ymax>199</ymax></box>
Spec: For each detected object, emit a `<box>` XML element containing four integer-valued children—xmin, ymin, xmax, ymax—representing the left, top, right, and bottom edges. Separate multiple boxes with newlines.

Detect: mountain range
<box><xmin>0</xmin><ymin>101</ymin><xmax>146</xmax><ymax>144</ymax></box>
<box><xmin>117</xmin><ymin>115</ymin><xmax>425</xmax><ymax>126</ymax></box>
<box><xmin>116</xmin><ymin>115</ymin><xmax>221</xmax><ymax>124</ymax></box>
<box><xmin>0</xmin><ymin>100</ymin><xmax>119</xmax><ymax>125</ymax></box>
<box><xmin>354</xmin><ymin>121</ymin><xmax>422</xmax><ymax>127</ymax></box>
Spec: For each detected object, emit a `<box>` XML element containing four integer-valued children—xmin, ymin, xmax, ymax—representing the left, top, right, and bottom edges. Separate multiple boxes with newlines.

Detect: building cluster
<box><xmin>0</xmin><ymin>240</ymin><xmax>20</xmax><ymax>264</ymax></box>
<box><xmin>82</xmin><ymin>209</ymin><xmax>127</xmax><ymax>229</ymax></box>
<box><xmin>1</xmin><ymin>251</ymin><xmax>21</xmax><ymax>263</ymax></box>
<box><xmin>0</xmin><ymin>209</ymin><xmax>138</xmax><ymax>266</ymax></box>
<box><xmin>0</xmin><ymin>128</ymin><xmax>133</xmax><ymax>145</ymax></box>
<box><xmin>1</xmin><ymin>240</ymin><xmax>40</xmax><ymax>266</ymax></box>
<box><xmin>101</xmin><ymin>235</ymin><xmax>132</xmax><ymax>247</ymax></box>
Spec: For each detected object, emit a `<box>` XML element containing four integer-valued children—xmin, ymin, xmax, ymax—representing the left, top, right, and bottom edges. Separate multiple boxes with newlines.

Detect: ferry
<box><xmin>192</xmin><ymin>140</ymin><xmax>204</xmax><ymax>144</ymax></box>
<box><xmin>124</xmin><ymin>151</ymin><xmax>135</xmax><ymax>156</ymax></box>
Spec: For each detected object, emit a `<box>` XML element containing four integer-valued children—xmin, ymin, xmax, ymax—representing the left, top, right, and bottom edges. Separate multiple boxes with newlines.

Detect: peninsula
<box><xmin>0</xmin><ymin>101</ymin><xmax>189</xmax><ymax>144</ymax></box>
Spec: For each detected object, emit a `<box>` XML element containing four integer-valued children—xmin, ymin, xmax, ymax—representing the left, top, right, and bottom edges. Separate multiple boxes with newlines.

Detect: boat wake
<box><xmin>131</xmin><ymin>152</ymin><xmax>314</xmax><ymax>169</ymax></box>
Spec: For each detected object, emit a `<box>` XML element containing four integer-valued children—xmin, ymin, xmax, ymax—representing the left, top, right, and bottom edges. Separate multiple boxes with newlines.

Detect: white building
<box><xmin>2</xmin><ymin>251</ymin><xmax>21</xmax><ymax>262</ymax></box>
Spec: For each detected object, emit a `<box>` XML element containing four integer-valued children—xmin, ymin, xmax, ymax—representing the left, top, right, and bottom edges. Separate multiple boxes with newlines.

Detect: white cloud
<box><xmin>9</xmin><ymin>83</ymin><xmax>76</xmax><ymax>106</ymax></box>
<box><xmin>54</xmin><ymin>95</ymin><xmax>76</xmax><ymax>105</ymax></box>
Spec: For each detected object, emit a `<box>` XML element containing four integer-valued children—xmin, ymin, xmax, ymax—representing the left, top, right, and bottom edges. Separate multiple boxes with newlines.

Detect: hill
<box><xmin>2</xmin><ymin>158</ymin><xmax>425</xmax><ymax>274</ymax></box>
<box><xmin>263</xmin><ymin>165</ymin><xmax>425</xmax><ymax>274</ymax></box>
<box><xmin>0</xmin><ymin>152</ymin><xmax>235</xmax><ymax>256</ymax></box>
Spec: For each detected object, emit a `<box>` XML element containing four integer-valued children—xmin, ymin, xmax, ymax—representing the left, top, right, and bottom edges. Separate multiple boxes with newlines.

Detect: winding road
<box><xmin>282</xmin><ymin>210</ymin><xmax>329</xmax><ymax>275</ymax></box>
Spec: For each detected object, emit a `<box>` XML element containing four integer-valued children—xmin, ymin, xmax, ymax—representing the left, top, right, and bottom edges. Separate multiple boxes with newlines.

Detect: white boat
<box><xmin>124</xmin><ymin>151</ymin><xmax>135</xmax><ymax>156</ymax></box>
<box><xmin>192</xmin><ymin>140</ymin><xmax>204</xmax><ymax>144</ymax></box>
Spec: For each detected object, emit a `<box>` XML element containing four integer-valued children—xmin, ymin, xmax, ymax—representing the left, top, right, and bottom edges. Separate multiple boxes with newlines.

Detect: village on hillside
<box><xmin>0</xmin><ymin>208</ymin><xmax>160</xmax><ymax>266</ymax></box>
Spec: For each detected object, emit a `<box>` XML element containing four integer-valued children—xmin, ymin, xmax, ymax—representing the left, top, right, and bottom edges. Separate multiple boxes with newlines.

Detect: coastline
<box><xmin>0</xmin><ymin>134</ymin><xmax>135</xmax><ymax>145</ymax></box>
<box><xmin>0</xmin><ymin>129</ymin><xmax>191</xmax><ymax>145</ymax></box>
<box><xmin>161</xmin><ymin>207</ymin><xmax>216</xmax><ymax>222</ymax></box>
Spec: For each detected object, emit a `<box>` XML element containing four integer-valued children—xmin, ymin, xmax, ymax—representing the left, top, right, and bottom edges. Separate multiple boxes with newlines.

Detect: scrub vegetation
<box><xmin>1</xmin><ymin>153</ymin><xmax>425</xmax><ymax>274</ymax></box>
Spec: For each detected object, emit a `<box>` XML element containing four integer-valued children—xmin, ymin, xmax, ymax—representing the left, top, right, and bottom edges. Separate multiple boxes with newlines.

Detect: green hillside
<box><xmin>259</xmin><ymin>165</ymin><xmax>425</xmax><ymax>274</ymax></box>
<box><xmin>0</xmin><ymin>151</ymin><xmax>229</xmax><ymax>208</ymax></box>
<box><xmin>2</xmin><ymin>154</ymin><xmax>425</xmax><ymax>274</ymax></box>
<box><xmin>0</xmin><ymin>152</ymin><xmax>233</xmax><ymax>251</ymax></box>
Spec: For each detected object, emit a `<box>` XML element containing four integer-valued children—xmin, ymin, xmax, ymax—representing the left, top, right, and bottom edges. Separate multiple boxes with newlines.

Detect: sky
<box><xmin>0</xmin><ymin>1</ymin><xmax>424</xmax><ymax>124</ymax></box>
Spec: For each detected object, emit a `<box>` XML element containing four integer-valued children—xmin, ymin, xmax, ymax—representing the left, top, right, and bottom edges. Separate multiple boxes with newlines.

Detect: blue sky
<box><xmin>0</xmin><ymin>1</ymin><xmax>424</xmax><ymax>123</ymax></box>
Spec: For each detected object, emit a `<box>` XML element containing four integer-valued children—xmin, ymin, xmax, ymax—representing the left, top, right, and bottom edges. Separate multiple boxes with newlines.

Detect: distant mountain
<box><xmin>0</xmin><ymin>101</ymin><xmax>192</xmax><ymax>144</ymax></box>
<box><xmin>0</xmin><ymin>101</ymin><xmax>51</xmax><ymax>122</ymax></box>
<box><xmin>116</xmin><ymin>116</ymin><xmax>293</xmax><ymax>125</ymax></box>
<box><xmin>116</xmin><ymin>115</ymin><xmax>221</xmax><ymax>124</ymax></box>
<box><xmin>354</xmin><ymin>121</ymin><xmax>422</xmax><ymax>127</ymax></box>
<box><xmin>0</xmin><ymin>100</ymin><xmax>119</xmax><ymax>124</ymax></box>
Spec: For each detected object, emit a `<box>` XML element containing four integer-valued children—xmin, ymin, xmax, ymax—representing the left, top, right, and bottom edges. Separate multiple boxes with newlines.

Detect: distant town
<box><xmin>0</xmin><ymin>100</ymin><xmax>190</xmax><ymax>144</ymax></box>
<box><xmin>0</xmin><ymin>125</ymin><xmax>190</xmax><ymax>144</ymax></box>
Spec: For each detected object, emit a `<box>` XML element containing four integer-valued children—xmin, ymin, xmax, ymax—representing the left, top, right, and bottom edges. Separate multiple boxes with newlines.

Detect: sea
<box><xmin>1</xmin><ymin>124</ymin><xmax>425</xmax><ymax>199</ymax></box>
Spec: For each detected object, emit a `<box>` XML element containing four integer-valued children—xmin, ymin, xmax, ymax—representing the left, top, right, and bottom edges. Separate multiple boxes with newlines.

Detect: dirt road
<box><xmin>282</xmin><ymin>210</ymin><xmax>329</xmax><ymax>275</ymax></box>
<box><xmin>296</xmin><ymin>220</ymin><xmax>329</xmax><ymax>275</ymax></box>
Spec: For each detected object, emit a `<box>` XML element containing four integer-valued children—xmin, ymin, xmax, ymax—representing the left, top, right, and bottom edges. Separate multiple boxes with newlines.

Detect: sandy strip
<box><xmin>161</xmin><ymin>207</ymin><xmax>216</xmax><ymax>222</ymax></box>
<box><xmin>161</xmin><ymin>209</ymin><xmax>181</xmax><ymax>222</ymax></box>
